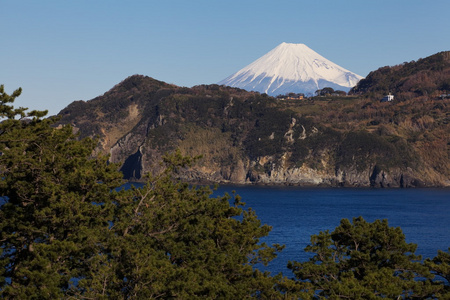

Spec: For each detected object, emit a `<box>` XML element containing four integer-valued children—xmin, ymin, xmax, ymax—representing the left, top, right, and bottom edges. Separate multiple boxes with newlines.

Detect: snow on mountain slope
<box><xmin>218</xmin><ymin>42</ymin><xmax>363</xmax><ymax>96</ymax></box>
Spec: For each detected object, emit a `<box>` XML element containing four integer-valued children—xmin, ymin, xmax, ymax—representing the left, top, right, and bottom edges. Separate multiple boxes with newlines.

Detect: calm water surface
<box><xmin>213</xmin><ymin>186</ymin><xmax>450</xmax><ymax>275</ymax></box>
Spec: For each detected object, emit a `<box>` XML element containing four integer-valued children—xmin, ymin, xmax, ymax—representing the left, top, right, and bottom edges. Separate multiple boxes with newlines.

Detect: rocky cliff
<box><xmin>57</xmin><ymin>74</ymin><xmax>449</xmax><ymax>188</ymax></box>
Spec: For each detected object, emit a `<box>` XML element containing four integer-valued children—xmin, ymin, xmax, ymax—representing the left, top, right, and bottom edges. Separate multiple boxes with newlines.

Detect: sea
<box><xmin>211</xmin><ymin>185</ymin><xmax>450</xmax><ymax>276</ymax></box>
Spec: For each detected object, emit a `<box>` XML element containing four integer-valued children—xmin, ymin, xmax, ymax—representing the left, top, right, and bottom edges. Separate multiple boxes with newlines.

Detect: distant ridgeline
<box><xmin>58</xmin><ymin>51</ymin><xmax>450</xmax><ymax>187</ymax></box>
<box><xmin>349</xmin><ymin>51</ymin><xmax>450</xmax><ymax>101</ymax></box>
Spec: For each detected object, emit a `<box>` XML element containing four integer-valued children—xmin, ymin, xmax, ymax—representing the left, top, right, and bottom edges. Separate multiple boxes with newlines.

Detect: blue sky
<box><xmin>2</xmin><ymin>0</ymin><xmax>449</xmax><ymax>116</ymax></box>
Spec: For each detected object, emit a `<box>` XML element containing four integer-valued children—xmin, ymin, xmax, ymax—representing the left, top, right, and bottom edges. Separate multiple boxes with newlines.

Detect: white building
<box><xmin>381</xmin><ymin>93</ymin><xmax>394</xmax><ymax>102</ymax></box>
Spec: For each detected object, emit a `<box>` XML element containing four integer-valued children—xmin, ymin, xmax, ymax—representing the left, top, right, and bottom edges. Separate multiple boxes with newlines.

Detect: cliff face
<box><xmin>174</xmin><ymin>155</ymin><xmax>426</xmax><ymax>188</ymax></box>
<box><xmin>58</xmin><ymin>75</ymin><xmax>450</xmax><ymax>188</ymax></box>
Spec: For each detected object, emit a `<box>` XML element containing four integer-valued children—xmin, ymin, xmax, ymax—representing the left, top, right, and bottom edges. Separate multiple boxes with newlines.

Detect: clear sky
<box><xmin>2</xmin><ymin>0</ymin><xmax>449</xmax><ymax>116</ymax></box>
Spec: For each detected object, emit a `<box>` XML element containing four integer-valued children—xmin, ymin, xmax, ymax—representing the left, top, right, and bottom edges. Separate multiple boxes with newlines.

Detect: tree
<box><xmin>0</xmin><ymin>85</ymin><xmax>124</xmax><ymax>298</ymax></box>
<box><xmin>0</xmin><ymin>85</ymin><xmax>288</xmax><ymax>298</ymax></box>
<box><xmin>288</xmin><ymin>217</ymin><xmax>442</xmax><ymax>299</ymax></box>
<box><xmin>425</xmin><ymin>248</ymin><xmax>450</xmax><ymax>298</ymax></box>
<box><xmin>335</xmin><ymin>90</ymin><xmax>347</xmax><ymax>96</ymax></box>
<box><xmin>315</xmin><ymin>87</ymin><xmax>335</xmax><ymax>96</ymax></box>
<box><xmin>78</xmin><ymin>152</ymin><xmax>286</xmax><ymax>299</ymax></box>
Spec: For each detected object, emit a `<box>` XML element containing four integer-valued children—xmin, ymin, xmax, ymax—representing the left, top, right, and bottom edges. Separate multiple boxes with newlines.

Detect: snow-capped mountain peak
<box><xmin>218</xmin><ymin>42</ymin><xmax>363</xmax><ymax>96</ymax></box>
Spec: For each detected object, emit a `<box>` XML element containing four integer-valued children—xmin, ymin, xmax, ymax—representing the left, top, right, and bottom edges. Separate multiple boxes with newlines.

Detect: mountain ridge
<box><xmin>350</xmin><ymin>50</ymin><xmax>450</xmax><ymax>100</ymax></box>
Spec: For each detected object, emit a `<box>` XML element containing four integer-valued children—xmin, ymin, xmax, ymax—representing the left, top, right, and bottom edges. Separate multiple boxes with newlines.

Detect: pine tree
<box><xmin>74</xmin><ymin>151</ymin><xmax>286</xmax><ymax>298</ymax></box>
<box><xmin>425</xmin><ymin>248</ymin><xmax>450</xmax><ymax>298</ymax></box>
<box><xmin>288</xmin><ymin>216</ymin><xmax>444</xmax><ymax>299</ymax></box>
<box><xmin>0</xmin><ymin>85</ymin><xmax>124</xmax><ymax>298</ymax></box>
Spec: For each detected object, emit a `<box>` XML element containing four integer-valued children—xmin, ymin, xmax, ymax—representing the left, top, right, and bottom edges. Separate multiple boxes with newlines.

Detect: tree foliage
<box><xmin>425</xmin><ymin>248</ymin><xmax>450</xmax><ymax>294</ymax></box>
<box><xmin>0</xmin><ymin>86</ymin><xmax>124</xmax><ymax>298</ymax></box>
<box><xmin>288</xmin><ymin>216</ymin><xmax>448</xmax><ymax>299</ymax></box>
<box><xmin>74</xmin><ymin>151</ymin><xmax>285</xmax><ymax>299</ymax></box>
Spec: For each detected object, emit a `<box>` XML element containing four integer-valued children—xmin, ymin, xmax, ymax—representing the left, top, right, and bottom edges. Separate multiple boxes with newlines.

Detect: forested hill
<box><xmin>350</xmin><ymin>51</ymin><xmax>450</xmax><ymax>100</ymax></box>
<box><xmin>58</xmin><ymin>54</ymin><xmax>449</xmax><ymax>187</ymax></box>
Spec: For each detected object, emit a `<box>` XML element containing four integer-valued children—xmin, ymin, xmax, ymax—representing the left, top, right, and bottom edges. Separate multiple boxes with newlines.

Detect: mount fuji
<box><xmin>218</xmin><ymin>42</ymin><xmax>363</xmax><ymax>96</ymax></box>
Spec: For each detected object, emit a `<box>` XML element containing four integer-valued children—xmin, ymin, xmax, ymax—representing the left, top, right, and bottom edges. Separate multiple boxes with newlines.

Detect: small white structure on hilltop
<box><xmin>381</xmin><ymin>93</ymin><xmax>394</xmax><ymax>102</ymax></box>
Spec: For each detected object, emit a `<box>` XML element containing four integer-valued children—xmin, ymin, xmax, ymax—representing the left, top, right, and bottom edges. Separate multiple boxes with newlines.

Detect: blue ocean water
<box><xmin>213</xmin><ymin>186</ymin><xmax>450</xmax><ymax>276</ymax></box>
